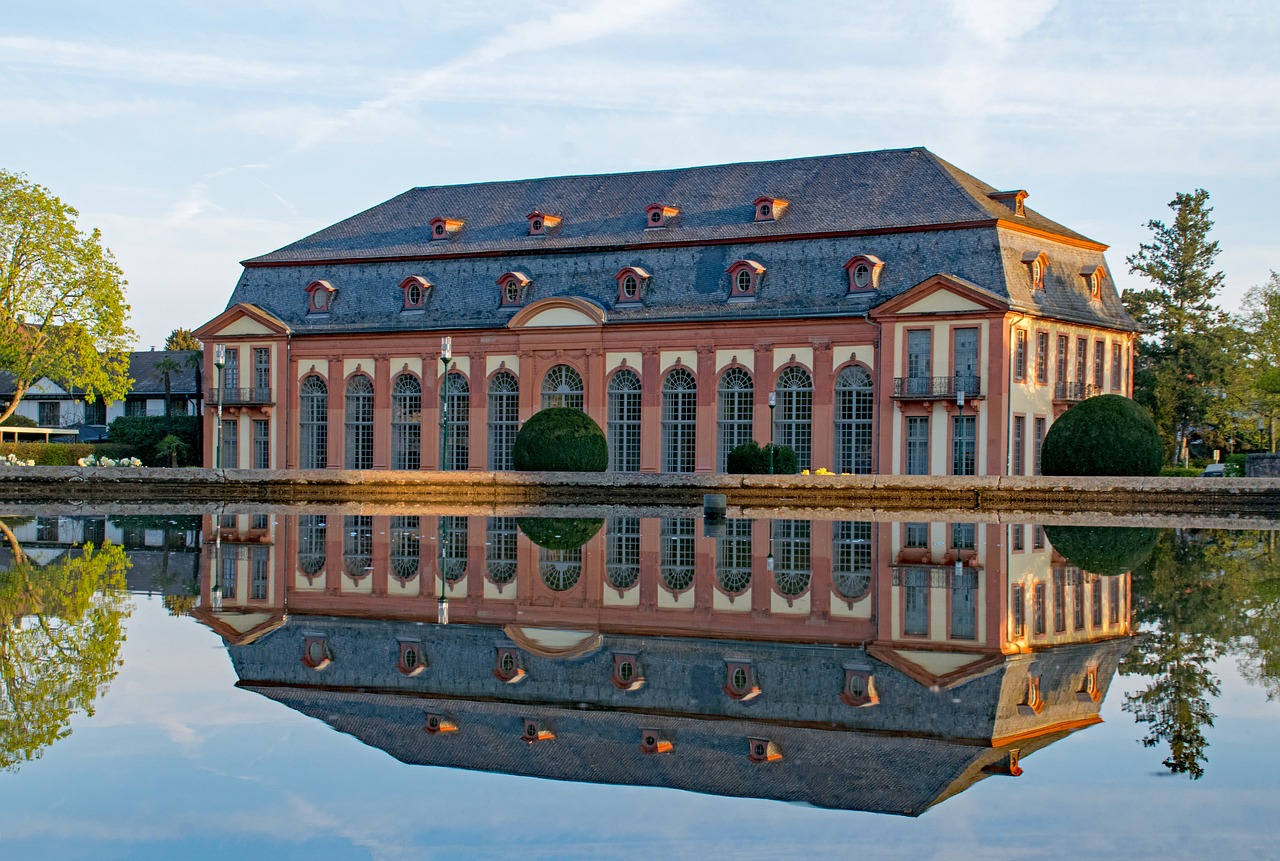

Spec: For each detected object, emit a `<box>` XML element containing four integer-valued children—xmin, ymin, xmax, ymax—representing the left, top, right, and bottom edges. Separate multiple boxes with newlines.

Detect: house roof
<box><xmin>222</xmin><ymin>147</ymin><xmax>1135</xmax><ymax>335</ymax></box>
<box><xmin>0</xmin><ymin>350</ymin><xmax>200</xmax><ymax>399</ymax></box>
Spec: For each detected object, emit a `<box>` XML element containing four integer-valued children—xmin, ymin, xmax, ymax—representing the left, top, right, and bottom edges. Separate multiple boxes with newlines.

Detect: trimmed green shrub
<box><xmin>511</xmin><ymin>408</ymin><xmax>607</xmax><ymax>472</ymax></box>
<box><xmin>1225</xmin><ymin>453</ymin><xmax>1247</xmax><ymax>477</ymax></box>
<box><xmin>726</xmin><ymin>441</ymin><xmax>798</xmax><ymax>475</ymax></box>
<box><xmin>1041</xmin><ymin>395</ymin><xmax>1163</xmax><ymax>476</ymax></box>
<box><xmin>108</xmin><ymin>415</ymin><xmax>199</xmax><ymax>467</ymax></box>
<box><xmin>517</xmin><ymin>517</ymin><xmax>603</xmax><ymax>550</ymax></box>
<box><xmin>1160</xmin><ymin>467</ymin><xmax>1202</xmax><ymax>477</ymax></box>
<box><xmin>0</xmin><ymin>442</ymin><xmax>134</xmax><ymax>466</ymax></box>
<box><xmin>1042</xmin><ymin>525</ymin><xmax>1158</xmax><ymax>575</ymax></box>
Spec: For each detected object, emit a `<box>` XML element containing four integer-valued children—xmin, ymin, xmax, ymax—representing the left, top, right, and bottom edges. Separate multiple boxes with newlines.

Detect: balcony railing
<box><xmin>208</xmin><ymin>387</ymin><xmax>273</xmax><ymax>405</ymax></box>
<box><xmin>1054</xmin><ymin>381</ymin><xmax>1097</xmax><ymax>402</ymax></box>
<box><xmin>892</xmin><ymin>375</ymin><xmax>982</xmax><ymax>399</ymax></box>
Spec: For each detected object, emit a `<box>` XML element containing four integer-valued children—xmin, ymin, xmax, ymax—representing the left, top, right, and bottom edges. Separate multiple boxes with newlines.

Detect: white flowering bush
<box><xmin>1</xmin><ymin>452</ymin><xmax>36</xmax><ymax>467</ymax></box>
<box><xmin>77</xmin><ymin>454</ymin><xmax>144</xmax><ymax>468</ymax></box>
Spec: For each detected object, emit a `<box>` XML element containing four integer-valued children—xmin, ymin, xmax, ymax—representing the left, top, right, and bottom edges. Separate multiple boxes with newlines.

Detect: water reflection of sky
<box><xmin>2</xmin><ymin>593</ymin><xmax>1278</xmax><ymax>861</ymax></box>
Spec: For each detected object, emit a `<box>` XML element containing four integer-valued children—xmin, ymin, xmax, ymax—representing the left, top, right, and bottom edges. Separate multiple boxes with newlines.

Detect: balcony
<box><xmin>1053</xmin><ymin>381</ymin><xmax>1097</xmax><ymax>402</ymax></box>
<box><xmin>208</xmin><ymin>387</ymin><xmax>273</xmax><ymax>405</ymax></box>
<box><xmin>892</xmin><ymin>375</ymin><xmax>982</xmax><ymax>400</ymax></box>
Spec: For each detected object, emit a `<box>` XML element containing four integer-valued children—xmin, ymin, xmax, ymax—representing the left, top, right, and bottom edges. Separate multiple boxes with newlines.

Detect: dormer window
<box><xmin>989</xmin><ymin>189</ymin><xmax>1029</xmax><ymax>217</ymax></box>
<box><xmin>1018</xmin><ymin>673</ymin><xmax>1045</xmax><ymax>716</ymax></box>
<box><xmin>645</xmin><ymin>204</ymin><xmax>679</xmax><ymax>228</ymax></box>
<box><xmin>1022</xmin><ymin>251</ymin><xmax>1049</xmax><ymax>290</ymax></box>
<box><xmin>526</xmin><ymin>211</ymin><xmax>562</xmax><ymax>236</ymax></box>
<box><xmin>1080</xmin><ymin>264</ymin><xmax>1105</xmax><ymax>301</ymax></box>
<box><xmin>726</xmin><ymin>260</ymin><xmax>765</xmax><ymax>301</ymax></box>
<box><xmin>843</xmin><ymin>255</ymin><xmax>885</xmax><ymax>292</ymax></box>
<box><xmin>611</xmin><ymin>652</ymin><xmax>646</xmax><ymax>691</ymax></box>
<box><xmin>429</xmin><ymin>217</ymin><xmax>463</xmax><ymax>240</ymax></box>
<box><xmin>614</xmin><ymin>267</ymin><xmax>650</xmax><ymax>304</ymax></box>
<box><xmin>497</xmin><ymin>272</ymin><xmax>532</xmax><ymax>306</ymax></box>
<box><xmin>1076</xmin><ymin>666</ymin><xmax>1101</xmax><ymax>703</ymax></box>
<box><xmin>639</xmin><ymin>729</ymin><xmax>673</xmax><ymax>754</ymax></box>
<box><xmin>305</xmin><ymin>280</ymin><xmax>336</xmax><ymax>315</ymax></box>
<box><xmin>400</xmin><ymin>275</ymin><xmax>431</xmax><ymax>312</ymax></box>
<box><xmin>747</xmin><ymin>738</ymin><xmax>782</xmax><ymax>763</ymax></box>
<box><xmin>521</xmin><ymin>719</ymin><xmax>555</xmax><ymax>743</ymax></box>
<box><xmin>724</xmin><ymin>659</ymin><xmax>761</xmax><ymax>701</ymax></box>
<box><xmin>397</xmin><ymin>640</ymin><xmax>426</xmax><ymax>676</ymax></box>
<box><xmin>493</xmin><ymin>646</ymin><xmax>527</xmax><ymax>684</ymax></box>
<box><xmin>301</xmin><ymin>634</ymin><xmax>332</xmax><ymax>670</ymax></box>
<box><xmin>840</xmin><ymin>667</ymin><xmax>880</xmax><ymax>707</ymax></box>
<box><xmin>753</xmin><ymin>196</ymin><xmax>788</xmax><ymax>222</ymax></box>
<box><xmin>423</xmin><ymin>713</ymin><xmax>458</xmax><ymax>734</ymax></box>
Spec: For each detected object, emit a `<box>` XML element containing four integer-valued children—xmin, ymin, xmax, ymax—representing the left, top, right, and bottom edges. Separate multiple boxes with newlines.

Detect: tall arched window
<box><xmin>390</xmin><ymin>515</ymin><xmax>420</xmax><ymax>581</ymax></box>
<box><xmin>486</xmin><ymin>516</ymin><xmax>517</xmax><ymax>586</ymax></box>
<box><xmin>343</xmin><ymin>514</ymin><xmax>373</xmax><ymax>578</ymax></box>
<box><xmin>607</xmin><ymin>370</ymin><xmax>641</xmax><ymax>472</ymax></box>
<box><xmin>660</xmin><ymin>517</ymin><xmax>695</xmax><ymax>592</ymax></box>
<box><xmin>662</xmin><ymin>368</ymin><xmax>697</xmax><ymax>473</ymax></box>
<box><xmin>344</xmin><ymin>375</ymin><xmax>374</xmax><ymax>470</ymax></box>
<box><xmin>487</xmin><ymin>371</ymin><xmax>519</xmax><ymax>470</ymax></box>
<box><xmin>716</xmin><ymin>519</ymin><xmax>752</xmax><ymax>595</ymax></box>
<box><xmin>833</xmin><ymin>521</ymin><xmax>872</xmax><ymax>602</ymax></box>
<box><xmin>772</xmin><ymin>519</ymin><xmax>811</xmax><ymax>598</ymax></box>
<box><xmin>297</xmin><ymin>514</ymin><xmax>326</xmax><ymax>576</ymax></box>
<box><xmin>606</xmin><ymin>516</ymin><xmax>640</xmax><ymax>590</ymax></box>
<box><xmin>299</xmin><ymin>375</ymin><xmax>328</xmax><ymax>469</ymax></box>
<box><xmin>440</xmin><ymin>515</ymin><xmax>468</xmax><ymax>581</ymax></box>
<box><xmin>391</xmin><ymin>374</ymin><xmax>421</xmax><ymax>470</ymax></box>
<box><xmin>717</xmin><ymin>368</ymin><xmax>753</xmax><ymax>472</ymax></box>
<box><xmin>834</xmin><ymin>366</ymin><xmax>874</xmax><ymax>475</ymax></box>
<box><xmin>775</xmin><ymin>366</ymin><xmax>812</xmax><ymax>470</ymax></box>
<box><xmin>541</xmin><ymin>364</ymin><xmax>584</xmax><ymax>411</ymax></box>
<box><xmin>540</xmin><ymin>546</ymin><xmax>582</xmax><ymax>591</ymax></box>
<box><xmin>440</xmin><ymin>372</ymin><xmax>469</xmax><ymax>470</ymax></box>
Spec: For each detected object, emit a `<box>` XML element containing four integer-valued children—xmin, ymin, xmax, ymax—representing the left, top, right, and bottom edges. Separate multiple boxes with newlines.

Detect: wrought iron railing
<box><xmin>208</xmin><ymin>387</ymin><xmax>273</xmax><ymax>405</ymax></box>
<box><xmin>1053</xmin><ymin>381</ymin><xmax>1097</xmax><ymax>401</ymax></box>
<box><xmin>892</xmin><ymin>375</ymin><xmax>981</xmax><ymax>399</ymax></box>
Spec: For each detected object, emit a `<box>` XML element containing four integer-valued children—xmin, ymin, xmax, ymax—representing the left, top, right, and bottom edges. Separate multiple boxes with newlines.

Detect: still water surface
<box><xmin>1</xmin><ymin>509</ymin><xmax>1277</xmax><ymax>859</ymax></box>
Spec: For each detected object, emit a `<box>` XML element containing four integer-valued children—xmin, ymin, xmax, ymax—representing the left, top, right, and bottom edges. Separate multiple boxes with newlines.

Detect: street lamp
<box><xmin>213</xmin><ymin>345</ymin><xmax>226</xmax><ymax>469</ymax></box>
<box><xmin>956</xmin><ymin>389</ymin><xmax>966</xmax><ymax>475</ymax></box>
<box><xmin>438</xmin><ymin>336</ymin><xmax>452</xmax><ymax>625</ymax></box>
<box><xmin>211</xmin><ymin>522</ymin><xmax>224</xmax><ymax>612</ymax></box>
<box><xmin>767</xmin><ymin>391</ymin><xmax>777</xmax><ymax>475</ymax></box>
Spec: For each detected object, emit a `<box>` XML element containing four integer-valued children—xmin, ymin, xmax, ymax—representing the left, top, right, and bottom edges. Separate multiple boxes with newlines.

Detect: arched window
<box><xmin>486</xmin><ymin>517</ymin><xmax>517</xmax><ymax>586</ymax></box>
<box><xmin>716</xmin><ymin>519</ymin><xmax>752</xmax><ymax>596</ymax></box>
<box><xmin>539</xmin><ymin>546</ymin><xmax>582</xmax><ymax>591</ymax></box>
<box><xmin>390</xmin><ymin>515</ymin><xmax>420</xmax><ymax>581</ymax></box>
<box><xmin>299</xmin><ymin>375</ymin><xmax>328</xmax><ymax>469</ymax></box>
<box><xmin>660</xmin><ymin>517</ymin><xmax>695</xmax><ymax>592</ymax></box>
<box><xmin>662</xmin><ymin>367</ymin><xmax>697</xmax><ymax>473</ymax></box>
<box><xmin>391</xmin><ymin>374</ymin><xmax>421</xmax><ymax>470</ymax></box>
<box><xmin>608</xmin><ymin>370</ymin><xmax>641</xmax><ymax>472</ymax></box>
<box><xmin>297</xmin><ymin>514</ymin><xmax>326</xmax><ymax>576</ymax></box>
<box><xmin>717</xmin><ymin>368</ymin><xmax>753</xmax><ymax>472</ymax></box>
<box><xmin>834</xmin><ymin>366</ymin><xmax>874</xmax><ymax>475</ymax></box>
<box><xmin>541</xmin><ymin>364</ymin><xmax>584</xmax><ymax>411</ymax></box>
<box><xmin>440</xmin><ymin>372</ymin><xmax>469</xmax><ymax>470</ymax></box>
<box><xmin>343</xmin><ymin>515</ymin><xmax>372</xmax><ymax>578</ymax></box>
<box><xmin>606</xmin><ymin>516</ymin><xmax>640</xmax><ymax>591</ymax></box>
<box><xmin>344</xmin><ymin>375</ymin><xmax>374</xmax><ymax>470</ymax></box>
<box><xmin>488</xmin><ymin>371</ymin><xmax>519</xmax><ymax>470</ymax></box>
<box><xmin>833</xmin><ymin>521</ymin><xmax>872</xmax><ymax>601</ymax></box>
<box><xmin>775</xmin><ymin>367</ymin><xmax>812</xmax><ymax>470</ymax></box>
<box><xmin>772</xmin><ymin>519</ymin><xmax>811</xmax><ymax>598</ymax></box>
<box><xmin>440</xmin><ymin>515</ymin><xmax>467</xmax><ymax>581</ymax></box>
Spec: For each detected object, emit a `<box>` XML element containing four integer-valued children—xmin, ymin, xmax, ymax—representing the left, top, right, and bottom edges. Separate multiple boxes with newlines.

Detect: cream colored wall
<box><xmin>607</xmin><ymin>352</ymin><xmax>642</xmax><ymax>375</ymax></box>
<box><xmin>659</xmin><ymin>350</ymin><xmax>697</xmax><ymax>375</ymax></box>
<box><xmin>216</xmin><ymin>317</ymin><xmax>274</xmax><ymax>336</ymax></box>
<box><xmin>485</xmin><ymin>354</ymin><xmax>518</xmax><ymax>377</ymax></box>
<box><xmin>713</xmin><ymin>588</ymin><xmax>752</xmax><ymax>612</ymax></box>
<box><xmin>773</xmin><ymin>346</ymin><xmax>813</xmax><ymax>372</ymax></box>
<box><xmin>521</xmin><ymin>307</ymin><xmax>599</xmax><ymax>327</ymax></box>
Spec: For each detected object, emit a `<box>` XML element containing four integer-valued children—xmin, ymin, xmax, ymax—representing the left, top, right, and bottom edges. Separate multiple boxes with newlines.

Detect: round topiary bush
<box><xmin>517</xmin><ymin>517</ymin><xmax>603</xmax><ymax>550</ymax></box>
<box><xmin>511</xmin><ymin>408</ymin><xmax>608</xmax><ymax>472</ymax></box>
<box><xmin>1040</xmin><ymin>395</ymin><xmax>1163</xmax><ymax>477</ymax></box>
<box><xmin>726</xmin><ymin>441</ymin><xmax>799</xmax><ymax>474</ymax></box>
<box><xmin>1042</xmin><ymin>525</ymin><xmax>1158</xmax><ymax>575</ymax></box>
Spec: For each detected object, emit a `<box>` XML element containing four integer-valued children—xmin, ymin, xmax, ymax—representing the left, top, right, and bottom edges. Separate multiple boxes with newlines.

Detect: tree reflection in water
<box><xmin>1117</xmin><ymin>527</ymin><xmax>1280</xmax><ymax>779</ymax></box>
<box><xmin>0</xmin><ymin>518</ymin><xmax>131</xmax><ymax>772</ymax></box>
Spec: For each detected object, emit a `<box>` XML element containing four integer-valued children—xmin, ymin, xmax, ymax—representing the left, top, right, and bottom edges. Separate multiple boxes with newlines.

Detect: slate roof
<box><xmin>225</xmin><ymin>148</ymin><xmax>1137</xmax><ymax>335</ymax></box>
<box><xmin>0</xmin><ymin>350</ymin><xmax>199</xmax><ymax>398</ymax></box>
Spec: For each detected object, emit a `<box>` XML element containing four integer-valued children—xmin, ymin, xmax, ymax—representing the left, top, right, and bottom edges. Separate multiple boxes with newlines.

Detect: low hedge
<box><xmin>516</xmin><ymin>517</ymin><xmax>603</xmax><ymax>550</ymax></box>
<box><xmin>1042</xmin><ymin>525</ymin><xmax>1158</xmax><ymax>575</ymax></box>
<box><xmin>0</xmin><ymin>442</ymin><xmax>134</xmax><ymax>466</ymax></box>
<box><xmin>1160</xmin><ymin>466</ymin><xmax>1203</xmax><ymax>477</ymax></box>
<box><xmin>512</xmin><ymin>408</ymin><xmax>608</xmax><ymax>472</ymax></box>
<box><xmin>726</xmin><ymin>441</ymin><xmax>798</xmax><ymax>474</ymax></box>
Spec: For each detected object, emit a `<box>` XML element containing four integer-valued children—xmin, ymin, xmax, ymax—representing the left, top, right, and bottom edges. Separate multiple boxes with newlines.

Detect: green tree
<box><xmin>0</xmin><ymin>519</ymin><xmax>131</xmax><ymax>772</ymax></box>
<box><xmin>164</xmin><ymin>328</ymin><xmax>202</xmax><ymax>352</ymax></box>
<box><xmin>154</xmin><ymin>356</ymin><xmax>181</xmax><ymax>419</ymax></box>
<box><xmin>0</xmin><ymin>170</ymin><xmax>135</xmax><ymax>424</ymax></box>
<box><xmin>1236</xmin><ymin>272</ymin><xmax>1280</xmax><ymax>452</ymax></box>
<box><xmin>1124</xmin><ymin>189</ymin><xmax>1230</xmax><ymax>464</ymax></box>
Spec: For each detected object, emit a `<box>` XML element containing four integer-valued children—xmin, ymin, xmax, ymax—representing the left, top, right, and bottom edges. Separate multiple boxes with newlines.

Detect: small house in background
<box><xmin>0</xmin><ymin>349</ymin><xmax>202</xmax><ymax>442</ymax></box>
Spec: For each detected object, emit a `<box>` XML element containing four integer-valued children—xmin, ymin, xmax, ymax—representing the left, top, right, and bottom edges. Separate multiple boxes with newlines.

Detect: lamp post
<box><xmin>438</xmin><ymin>336</ymin><xmax>452</xmax><ymax>625</ymax></box>
<box><xmin>767</xmin><ymin>391</ymin><xmax>777</xmax><ymax>475</ymax></box>
<box><xmin>213</xmin><ymin>345</ymin><xmax>226</xmax><ymax>469</ymax></box>
<box><xmin>956</xmin><ymin>388</ymin><xmax>966</xmax><ymax>475</ymax></box>
<box><xmin>211</xmin><ymin>521</ymin><xmax>224</xmax><ymax>612</ymax></box>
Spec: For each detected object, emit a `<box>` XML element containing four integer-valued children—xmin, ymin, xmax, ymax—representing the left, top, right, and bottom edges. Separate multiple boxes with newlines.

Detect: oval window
<box><xmin>736</xmin><ymin>270</ymin><xmax>753</xmax><ymax>293</ymax></box>
<box><xmin>531</xmin><ymin>219</ymin><xmax>543</xmax><ymax>233</ymax></box>
<box><xmin>622</xmin><ymin>275</ymin><xmax>638</xmax><ymax>299</ymax></box>
<box><xmin>434</xmin><ymin>223</ymin><xmax>445</xmax><ymax>236</ymax></box>
<box><xmin>618</xmin><ymin>661</ymin><xmax>634</xmax><ymax>682</ymax></box>
<box><xmin>731</xmin><ymin>666</ymin><xmax>748</xmax><ymax>690</ymax></box>
<box><xmin>504</xmin><ymin>282</ymin><xmax>520</xmax><ymax>303</ymax></box>
<box><xmin>500</xmin><ymin>652</ymin><xmax>516</xmax><ymax>674</ymax></box>
<box><xmin>759</xmin><ymin>204</ymin><xmax>771</xmax><ymax>218</ymax></box>
<box><xmin>853</xmin><ymin>263</ymin><xmax>871</xmax><ymax>288</ymax></box>
<box><xmin>650</xmin><ymin>211</ymin><xmax>662</xmax><ymax>224</ymax></box>
<box><xmin>407</xmin><ymin>284</ymin><xmax>422</xmax><ymax>305</ymax></box>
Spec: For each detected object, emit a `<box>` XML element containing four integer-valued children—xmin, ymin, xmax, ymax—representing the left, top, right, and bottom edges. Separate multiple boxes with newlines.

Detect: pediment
<box><xmin>507</xmin><ymin>297</ymin><xmax>606</xmax><ymax>329</ymax></box>
<box><xmin>871</xmin><ymin>274</ymin><xmax>1009</xmax><ymax>319</ymax></box>
<box><xmin>195</xmin><ymin>303</ymin><xmax>291</xmax><ymax>340</ymax></box>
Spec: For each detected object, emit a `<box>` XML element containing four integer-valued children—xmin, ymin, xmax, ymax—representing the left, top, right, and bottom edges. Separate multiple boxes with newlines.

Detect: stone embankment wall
<box><xmin>1247</xmin><ymin>454</ymin><xmax>1280</xmax><ymax>477</ymax></box>
<box><xmin>1</xmin><ymin>467</ymin><xmax>1279</xmax><ymax>516</ymax></box>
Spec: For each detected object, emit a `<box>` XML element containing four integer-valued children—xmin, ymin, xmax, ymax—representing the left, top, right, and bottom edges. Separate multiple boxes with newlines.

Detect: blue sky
<box><xmin>3</xmin><ymin>1</ymin><xmax>1277</xmax><ymax>349</ymax></box>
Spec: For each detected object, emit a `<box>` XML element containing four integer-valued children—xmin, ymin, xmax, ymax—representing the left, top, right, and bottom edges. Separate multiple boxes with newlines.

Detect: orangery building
<box><xmin>195</xmin><ymin>147</ymin><xmax>1137</xmax><ymax>474</ymax></box>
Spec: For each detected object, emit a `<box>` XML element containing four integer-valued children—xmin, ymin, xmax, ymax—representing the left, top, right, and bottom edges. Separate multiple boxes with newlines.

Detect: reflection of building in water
<box><xmin>194</xmin><ymin>513</ymin><xmax>1133</xmax><ymax>814</ymax></box>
